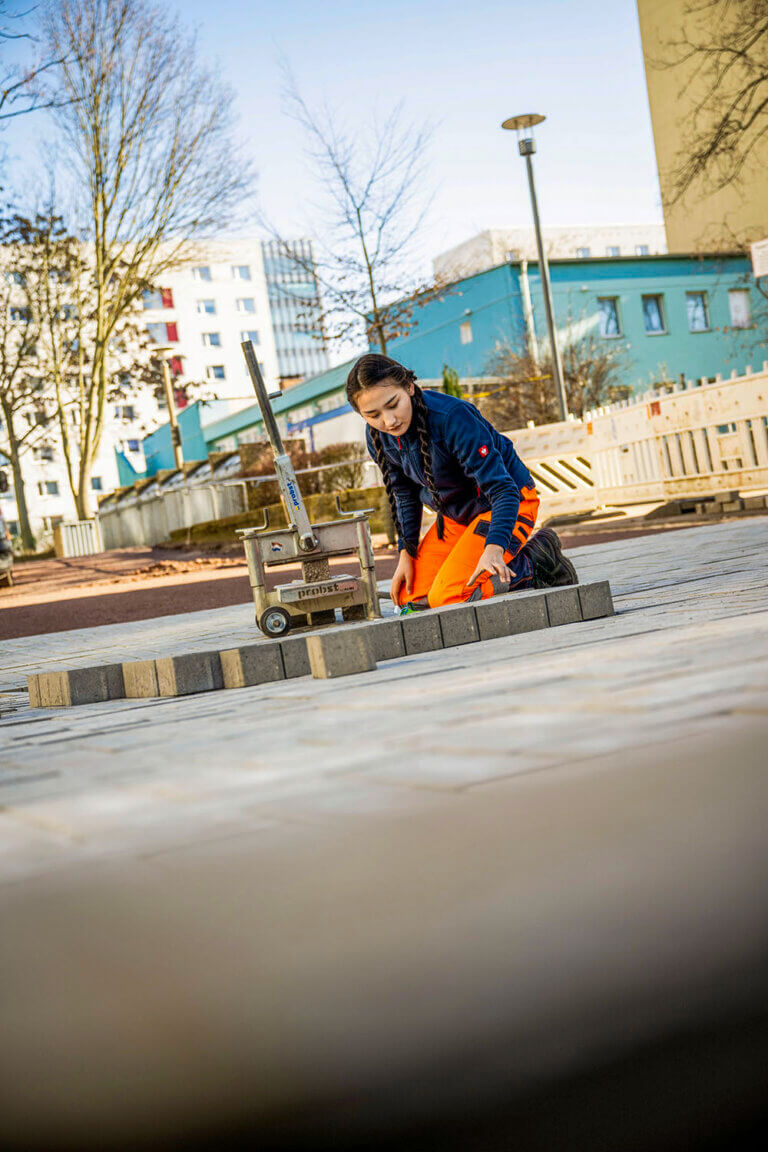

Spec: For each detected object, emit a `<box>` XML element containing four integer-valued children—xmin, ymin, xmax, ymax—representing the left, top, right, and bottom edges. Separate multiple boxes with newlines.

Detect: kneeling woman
<box><xmin>347</xmin><ymin>353</ymin><xmax>578</xmax><ymax>610</ymax></box>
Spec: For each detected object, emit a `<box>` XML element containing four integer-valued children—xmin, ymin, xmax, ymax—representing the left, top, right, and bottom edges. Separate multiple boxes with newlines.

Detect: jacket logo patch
<box><xmin>479</xmin><ymin>444</ymin><xmax>489</xmax><ymax>457</ymax></box>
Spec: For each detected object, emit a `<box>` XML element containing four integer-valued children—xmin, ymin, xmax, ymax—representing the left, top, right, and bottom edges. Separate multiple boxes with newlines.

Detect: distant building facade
<box><xmin>434</xmin><ymin>226</ymin><xmax>667</xmax><ymax>282</ymax></box>
<box><xmin>0</xmin><ymin>236</ymin><xmax>328</xmax><ymax>540</ymax></box>
<box><xmin>391</xmin><ymin>253</ymin><xmax>766</xmax><ymax>394</ymax></box>
<box><xmin>261</xmin><ymin>239</ymin><xmax>329</xmax><ymax>386</ymax></box>
<box><xmin>637</xmin><ymin>0</ymin><xmax>768</xmax><ymax>252</ymax></box>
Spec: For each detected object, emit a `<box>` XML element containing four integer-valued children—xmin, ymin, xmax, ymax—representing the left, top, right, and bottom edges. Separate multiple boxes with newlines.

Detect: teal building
<box><xmin>131</xmin><ymin>253</ymin><xmax>766</xmax><ymax>477</ymax></box>
<box><xmin>386</xmin><ymin>254</ymin><xmax>766</xmax><ymax>392</ymax></box>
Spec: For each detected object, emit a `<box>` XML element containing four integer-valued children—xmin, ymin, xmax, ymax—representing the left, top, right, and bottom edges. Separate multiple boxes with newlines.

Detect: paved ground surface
<box><xmin>1</xmin><ymin>515</ymin><xmax>766</xmax><ymax>874</ymax></box>
<box><xmin>0</xmin><ymin>515</ymin><xmax>705</xmax><ymax>638</ymax></box>
<box><xmin>0</xmin><ymin>518</ymin><xmax>766</xmax><ymax>1150</ymax></box>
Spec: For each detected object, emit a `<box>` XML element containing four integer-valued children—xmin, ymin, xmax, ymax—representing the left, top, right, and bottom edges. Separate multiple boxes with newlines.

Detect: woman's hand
<box><xmin>466</xmin><ymin>544</ymin><xmax>514</xmax><ymax>590</ymax></box>
<box><xmin>390</xmin><ymin>550</ymin><xmax>415</xmax><ymax>605</ymax></box>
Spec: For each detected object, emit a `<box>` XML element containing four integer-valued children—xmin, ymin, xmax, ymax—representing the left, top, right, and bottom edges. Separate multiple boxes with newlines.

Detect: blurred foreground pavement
<box><xmin>1</xmin><ymin>518</ymin><xmax>767</xmax><ymax>1151</ymax></box>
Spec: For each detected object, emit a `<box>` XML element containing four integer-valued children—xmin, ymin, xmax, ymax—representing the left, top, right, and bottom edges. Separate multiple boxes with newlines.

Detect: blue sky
<box><xmin>2</xmin><ymin>0</ymin><xmax>662</xmax><ymax>275</ymax></box>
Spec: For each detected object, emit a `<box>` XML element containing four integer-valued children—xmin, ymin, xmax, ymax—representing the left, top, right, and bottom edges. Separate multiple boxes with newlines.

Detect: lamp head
<box><xmin>502</xmin><ymin>113</ymin><xmax>546</xmax><ymax>155</ymax></box>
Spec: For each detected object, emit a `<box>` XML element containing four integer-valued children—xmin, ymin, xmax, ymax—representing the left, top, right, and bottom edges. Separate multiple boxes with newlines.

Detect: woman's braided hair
<box><xmin>347</xmin><ymin>354</ymin><xmax>445</xmax><ymax>557</ymax></box>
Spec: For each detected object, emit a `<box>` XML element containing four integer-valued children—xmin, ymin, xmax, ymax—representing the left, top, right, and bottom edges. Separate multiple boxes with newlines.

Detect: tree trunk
<box><xmin>9</xmin><ymin>452</ymin><xmax>35</xmax><ymax>552</ymax></box>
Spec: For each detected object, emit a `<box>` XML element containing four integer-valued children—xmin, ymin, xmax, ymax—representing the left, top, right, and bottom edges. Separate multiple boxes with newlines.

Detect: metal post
<box><xmin>520</xmin><ymin>142</ymin><xmax>569</xmax><ymax>422</ymax></box>
<box><xmin>161</xmin><ymin>356</ymin><xmax>184</xmax><ymax>471</ymax></box>
<box><xmin>518</xmin><ymin>259</ymin><xmax>539</xmax><ymax>367</ymax></box>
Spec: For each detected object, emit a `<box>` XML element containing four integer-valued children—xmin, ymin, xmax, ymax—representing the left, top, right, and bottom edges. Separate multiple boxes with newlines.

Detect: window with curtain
<box><xmin>686</xmin><ymin>291</ymin><xmax>709</xmax><ymax>332</ymax></box>
<box><xmin>642</xmin><ymin>294</ymin><xmax>666</xmax><ymax>334</ymax></box>
<box><xmin>597</xmin><ymin>297</ymin><xmax>621</xmax><ymax>337</ymax></box>
<box><xmin>728</xmin><ymin>289</ymin><xmax>751</xmax><ymax>328</ymax></box>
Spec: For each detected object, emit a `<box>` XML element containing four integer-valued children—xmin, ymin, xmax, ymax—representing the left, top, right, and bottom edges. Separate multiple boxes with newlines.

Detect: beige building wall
<box><xmin>637</xmin><ymin>0</ymin><xmax>768</xmax><ymax>253</ymax></box>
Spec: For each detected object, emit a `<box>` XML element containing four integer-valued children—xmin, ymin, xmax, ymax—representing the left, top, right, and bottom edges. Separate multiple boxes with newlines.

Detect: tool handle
<box><xmin>241</xmin><ymin>340</ymin><xmax>284</xmax><ymax>454</ymax></box>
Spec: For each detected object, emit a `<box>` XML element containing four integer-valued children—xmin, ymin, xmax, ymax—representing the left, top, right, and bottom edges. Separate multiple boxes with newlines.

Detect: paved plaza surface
<box><xmin>0</xmin><ymin>519</ymin><xmax>767</xmax><ymax>1150</ymax></box>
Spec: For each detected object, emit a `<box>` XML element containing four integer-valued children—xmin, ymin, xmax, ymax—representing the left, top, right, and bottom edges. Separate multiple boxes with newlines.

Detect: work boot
<box><xmin>520</xmin><ymin>527</ymin><xmax>578</xmax><ymax>588</ymax></box>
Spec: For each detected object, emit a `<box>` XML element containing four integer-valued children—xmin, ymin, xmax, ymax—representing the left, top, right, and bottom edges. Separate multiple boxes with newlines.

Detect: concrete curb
<box><xmin>26</xmin><ymin>581</ymin><xmax>614</xmax><ymax>707</ymax></box>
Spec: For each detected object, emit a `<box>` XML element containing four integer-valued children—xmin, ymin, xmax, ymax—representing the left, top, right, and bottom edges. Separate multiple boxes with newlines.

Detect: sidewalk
<box><xmin>0</xmin><ymin>519</ymin><xmax>766</xmax><ymax>1151</ymax></box>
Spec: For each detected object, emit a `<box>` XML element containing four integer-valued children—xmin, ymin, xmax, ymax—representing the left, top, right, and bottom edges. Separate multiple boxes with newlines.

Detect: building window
<box><xmin>686</xmin><ymin>291</ymin><xmax>710</xmax><ymax>332</ymax></box>
<box><xmin>605</xmin><ymin>246</ymin><xmax>620</xmax><ymax>257</ymax></box>
<box><xmin>728</xmin><ymin>289</ymin><xmax>751</xmax><ymax>328</ymax></box>
<box><xmin>146</xmin><ymin>321</ymin><xmax>166</xmax><ymax>343</ymax></box>
<box><xmin>114</xmin><ymin>404</ymin><xmax>136</xmax><ymax>420</ymax></box>
<box><xmin>196</xmin><ymin>299</ymin><xmax>217</xmax><ymax>314</ymax></box>
<box><xmin>166</xmin><ymin>321</ymin><xmax>179</xmax><ymax>342</ymax></box>
<box><xmin>169</xmin><ymin>356</ymin><xmax>184</xmax><ymax>377</ymax></box>
<box><xmin>232</xmin><ymin>265</ymin><xmax>251</xmax><ymax>280</ymax></box>
<box><xmin>459</xmin><ymin>319</ymin><xmax>473</xmax><ymax>344</ymax></box>
<box><xmin>37</xmin><ymin>480</ymin><xmax>59</xmax><ymax>496</ymax></box>
<box><xmin>576</xmin><ymin>247</ymin><xmax>591</xmax><ymax>258</ymax></box>
<box><xmin>192</xmin><ymin>266</ymin><xmax>212</xmax><ymax>281</ymax></box>
<box><xmin>635</xmin><ymin>244</ymin><xmax>649</xmax><ymax>256</ymax></box>
<box><xmin>240</xmin><ymin>329</ymin><xmax>260</xmax><ymax>344</ymax></box>
<box><xmin>236</xmin><ymin>297</ymin><xmax>256</xmax><ymax>314</ymax></box>
<box><xmin>207</xmin><ymin>365</ymin><xmax>226</xmax><ymax>379</ymax></box>
<box><xmin>642</xmin><ymin>294</ymin><xmax>666</xmax><ymax>334</ymax></box>
<box><xmin>126</xmin><ymin>439</ymin><xmax>140</xmax><ymax>452</ymax></box>
<box><xmin>161</xmin><ymin>288</ymin><xmax>174</xmax><ymax>309</ymax></box>
<box><xmin>91</xmin><ymin>476</ymin><xmax>103</xmax><ymax>491</ymax></box>
<box><xmin>597</xmin><ymin>297</ymin><xmax>622</xmax><ymax>337</ymax></box>
<box><xmin>142</xmin><ymin>289</ymin><xmax>163</xmax><ymax>309</ymax></box>
<box><xmin>10</xmin><ymin>306</ymin><xmax>31</xmax><ymax>321</ymax></box>
<box><xmin>202</xmin><ymin>332</ymin><xmax>221</xmax><ymax>347</ymax></box>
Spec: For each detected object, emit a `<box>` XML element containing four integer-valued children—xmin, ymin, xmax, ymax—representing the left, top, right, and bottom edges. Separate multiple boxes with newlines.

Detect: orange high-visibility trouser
<box><xmin>396</xmin><ymin>484</ymin><xmax>540</xmax><ymax>609</ymax></box>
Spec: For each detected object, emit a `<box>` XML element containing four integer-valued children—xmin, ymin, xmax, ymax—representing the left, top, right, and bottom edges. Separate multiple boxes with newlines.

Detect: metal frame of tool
<box><xmin>238</xmin><ymin>341</ymin><xmax>381</xmax><ymax>637</ymax></box>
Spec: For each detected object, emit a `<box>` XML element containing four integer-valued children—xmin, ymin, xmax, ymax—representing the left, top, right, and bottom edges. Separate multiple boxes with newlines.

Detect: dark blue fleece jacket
<box><xmin>366</xmin><ymin>390</ymin><xmax>535</xmax><ymax>552</ymax></box>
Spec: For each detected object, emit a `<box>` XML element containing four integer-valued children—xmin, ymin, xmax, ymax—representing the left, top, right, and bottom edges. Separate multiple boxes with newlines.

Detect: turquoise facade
<box><xmin>142</xmin><ymin>401</ymin><xmax>235</xmax><ymax>476</ymax></box>
<box><xmin>386</xmin><ymin>254</ymin><xmax>767</xmax><ymax>393</ymax></box>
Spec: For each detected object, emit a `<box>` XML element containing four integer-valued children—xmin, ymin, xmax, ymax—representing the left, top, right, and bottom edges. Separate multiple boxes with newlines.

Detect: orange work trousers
<box><xmin>396</xmin><ymin>485</ymin><xmax>540</xmax><ymax>609</ymax></box>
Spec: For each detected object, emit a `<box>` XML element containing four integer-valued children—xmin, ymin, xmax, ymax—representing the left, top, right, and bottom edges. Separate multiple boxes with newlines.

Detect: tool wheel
<box><xmin>259</xmin><ymin>605</ymin><xmax>291</xmax><ymax>638</ymax></box>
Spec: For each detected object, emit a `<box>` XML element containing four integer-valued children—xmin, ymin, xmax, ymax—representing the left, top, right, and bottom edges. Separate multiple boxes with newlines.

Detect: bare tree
<box><xmin>654</xmin><ymin>0</ymin><xmax>768</xmax><ymax>204</ymax></box>
<box><xmin>264</xmin><ymin>70</ymin><xmax>445</xmax><ymax>356</ymax></box>
<box><xmin>0</xmin><ymin>213</ymin><xmax>53</xmax><ymax>549</ymax></box>
<box><xmin>478</xmin><ymin>334</ymin><xmax>631</xmax><ymax>431</ymax></box>
<box><xmin>23</xmin><ymin>206</ymin><xmax>164</xmax><ymax>518</ymax></box>
<box><xmin>0</xmin><ymin>0</ymin><xmax>71</xmax><ymax>126</ymax></box>
<box><xmin>35</xmin><ymin>0</ymin><xmax>253</xmax><ymax>513</ymax></box>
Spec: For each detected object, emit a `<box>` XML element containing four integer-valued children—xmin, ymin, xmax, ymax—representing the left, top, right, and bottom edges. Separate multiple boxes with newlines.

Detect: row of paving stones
<box><xmin>27</xmin><ymin>580</ymin><xmax>613</xmax><ymax>706</ymax></box>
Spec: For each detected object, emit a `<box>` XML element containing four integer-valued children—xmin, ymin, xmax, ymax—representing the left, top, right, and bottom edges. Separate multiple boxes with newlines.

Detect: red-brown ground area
<box><xmin>0</xmin><ymin>521</ymin><xmax>700</xmax><ymax>641</ymax></box>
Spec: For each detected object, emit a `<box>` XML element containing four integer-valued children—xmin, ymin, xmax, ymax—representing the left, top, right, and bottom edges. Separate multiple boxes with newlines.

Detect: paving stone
<box><xmin>474</xmin><ymin>593</ymin><xmax>549</xmax><ymax>641</ymax></box>
<box><xmin>123</xmin><ymin>660</ymin><xmax>160</xmax><ymax>699</ymax></box>
<box><xmin>545</xmin><ymin>587</ymin><xmax>582</xmax><ymax>627</ymax></box>
<box><xmin>279</xmin><ymin>635</ymin><xmax>311</xmax><ymax>679</ymax></box>
<box><xmin>364</xmin><ymin>617</ymin><xmax>405</xmax><ymax>662</ymax></box>
<box><xmin>401</xmin><ymin>613</ymin><xmax>443</xmax><ymax>655</ymax></box>
<box><xmin>36</xmin><ymin>664</ymin><xmax>125</xmax><ymax>708</ymax></box>
<box><xmin>437</xmin><ymin>603</ymin><xmax>479</xmax><ymax>647</ymax></box>
<box><xmin>219</xmin><ymin>644</ymin><xmax>285</xmax><ymax>690</ymax></box>
<box><xmin>306</xmin><ymin>630</ymin><xmax>376</xmax><ymax>679</ymax></box>
<box><xmin>26</xmin><ymin>675</ymin><xmax>41</xmax><ymax>709</ymax></box>
<box><xmin>155</xmin><ymin>651</ymin><xmax>224</xmax><ymax>697</ymax></box>
<box><xmin>578</xmin><ymin>580</ymin><xmax>615</xmax><ymax>621</ymax></box>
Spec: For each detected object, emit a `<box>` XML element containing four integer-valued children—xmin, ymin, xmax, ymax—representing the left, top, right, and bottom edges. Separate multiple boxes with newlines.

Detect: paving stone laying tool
<box><xmin>237</xmin><ymin>340</ymin><xmax>381</xmax><ymax>638</ymax></box>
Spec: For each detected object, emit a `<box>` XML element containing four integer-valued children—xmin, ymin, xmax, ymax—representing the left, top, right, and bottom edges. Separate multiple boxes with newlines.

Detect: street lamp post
<box><xmin>156</xmin><ymin>347</ymin><xmax>184</xmax><ymax>471</ymax></box>
<box><xmin>502</xmin><ymin>113</ymin><xmax>569</xmax><ymax>422</ymax></box>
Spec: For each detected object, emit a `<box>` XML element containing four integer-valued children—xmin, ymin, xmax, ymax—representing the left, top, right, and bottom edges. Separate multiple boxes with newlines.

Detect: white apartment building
<box><xmin>433</xmin><ymin>225</ymin><xmax>668</xmax><ymax>282</ymax></box>
<box><xmin>0</xmin><ymin>236</ymin><xmax>328</xmax><ymax>542</ymax></box>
